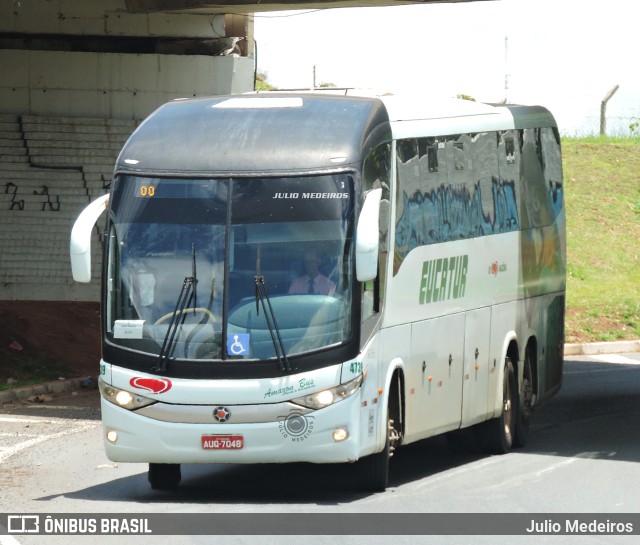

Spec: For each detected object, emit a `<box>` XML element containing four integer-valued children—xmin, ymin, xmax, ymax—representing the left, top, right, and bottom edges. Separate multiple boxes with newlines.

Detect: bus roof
<box><xmin>116</xmin><ymin>92</ymin><xmax>557</xmax><ymax>176</ymax></box>
<box><xmin>265</xmin><ymin>88</ymin><xmax>557</xmax><ymax>132</ymax></box>
<box><xmin>376</xmin><ymin>94</ymin><xmax>557</xmax><ymax>138</ymax></box>
<box><xmin>117</xmin><ymin>93</ymin><xmax>391</xmax><ymax>176</ymax></box>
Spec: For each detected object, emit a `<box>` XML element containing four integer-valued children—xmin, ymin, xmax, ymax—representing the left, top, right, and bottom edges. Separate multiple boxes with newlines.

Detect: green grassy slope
<box><xmin>563</xmin><ymin>139</ymin><xmax>640</xmax><ymax>342</ymax></box>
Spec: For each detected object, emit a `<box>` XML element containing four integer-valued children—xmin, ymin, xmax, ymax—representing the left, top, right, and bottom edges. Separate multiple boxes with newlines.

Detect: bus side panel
<box><xmin>520</xmin><ymin>292</ymin><xmax>565</xmax><ymax>405</ymax></box>
<box><xmin>405</xmin><ymin>312</ymin><xmax>465</xmax><ymax>443</ymax></box>
<box><xmin>487</xmin><ymin>291</ymin><xmax>564</xmax><ymax>418</ymax></box>
<box><xmin>461</xmin><ymin>306</ymin><xmax>492</xmax><ymax>428</ymax></box>
<box><xmin>542</xmin><ymin>293</ymin><xmax>565</xmax><ymax>398</ymax></box>
<box><xmin>518</xmin><ymin>211</ymin><xmax>566</xmax><ymax>405</ymax></box>
<box><xmin>382</xmin><ymin>231</ymin><xmax>521</xmax><ymax>436</ymax></box>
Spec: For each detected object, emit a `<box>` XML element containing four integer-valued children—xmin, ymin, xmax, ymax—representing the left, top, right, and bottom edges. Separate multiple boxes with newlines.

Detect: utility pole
<box><xmin>503</xmin><ymin>35</ymin><xmax>510</xmax><ymax>104</ymax></box>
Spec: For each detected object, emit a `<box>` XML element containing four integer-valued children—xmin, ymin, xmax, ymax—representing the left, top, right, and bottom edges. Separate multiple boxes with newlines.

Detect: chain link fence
<box><xmin>567</xmin><ymin>116</ymin><xmax>639</xmax><ymax>138</ymax></box>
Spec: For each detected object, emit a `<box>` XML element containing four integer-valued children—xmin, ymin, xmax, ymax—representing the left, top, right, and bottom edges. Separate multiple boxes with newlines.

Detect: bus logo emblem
<box><xmin>419</xmin><ymin>254</ymin><xmax>468</xmax><ymax>305</ymax></box>
<box><xmin>214</xmin><ymin>407</ymin><xmax>231</xmax><ymax>423</ymax></box>
<box><xmin>489</xmin><ymin>261</ymin><xmax>507</xmax><ymax>276</ymax></box>
<box><xmin>129</xmin><ymin>377</ymin><xmax>172</xmax><ymax>394</ymax></box>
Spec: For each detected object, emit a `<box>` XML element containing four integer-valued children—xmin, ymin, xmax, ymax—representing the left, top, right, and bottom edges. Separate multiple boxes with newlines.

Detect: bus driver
<box><xmin>288</xmin><ymin>250</ymin><xmax>336</xmax><ymax>296</ymax></box>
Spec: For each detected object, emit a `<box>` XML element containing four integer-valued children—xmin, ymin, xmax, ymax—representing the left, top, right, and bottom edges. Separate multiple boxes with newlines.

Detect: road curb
<box><xmin>0</xmin><ymin>376</ymin><xmax>95</xmax><ymax>405</ymax></box>
<box><xmin>564</xmin><ymin>339</ymin><xmax>640</xmax><ymax>357</ymax></box>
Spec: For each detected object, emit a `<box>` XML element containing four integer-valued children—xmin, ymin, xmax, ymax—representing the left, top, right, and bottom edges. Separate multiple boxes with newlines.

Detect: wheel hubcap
<box><xmin>503</xmin><ymin>371</ymin><xmax>513</xmax><ymax>436</ymax></box>
<box><xmin>388</xmin><ymin>418</ymin><xmax>401</xmax><ymax>457</ymax></box>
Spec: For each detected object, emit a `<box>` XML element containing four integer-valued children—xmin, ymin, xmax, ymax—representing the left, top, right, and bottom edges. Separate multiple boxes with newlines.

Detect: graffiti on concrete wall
<box><xmin>4</xmin><ymin>182</ymin><xmax>60</xmax><ymax>211</ymax></box>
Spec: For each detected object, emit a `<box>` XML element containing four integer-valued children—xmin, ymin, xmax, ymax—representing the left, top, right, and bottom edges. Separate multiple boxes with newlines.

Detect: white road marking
<box><xmin>0</xmin><ymin>421</ymin><xmax>99</xmax><ymax>464</ymax></box>
<box><xmin>0</xmin><ymin>416</ymin><xmax>67</xmax><ymax>425</ymax></box>
<box><xmin>530</xmin><ymin>456</ymin><xmax>581</xmax><ymax>479</ymax></box>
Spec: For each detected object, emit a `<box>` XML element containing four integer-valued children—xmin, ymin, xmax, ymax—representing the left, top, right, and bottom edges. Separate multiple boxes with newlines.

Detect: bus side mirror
<box><xmin>70</xmin><ymin>194</ymin><xmax>109</xmax><ymax>283</ymax></box>
<box><xmin>355</xmin><ymin>188</ymin><xmax>382</xmax><ymax>282</ymax></box>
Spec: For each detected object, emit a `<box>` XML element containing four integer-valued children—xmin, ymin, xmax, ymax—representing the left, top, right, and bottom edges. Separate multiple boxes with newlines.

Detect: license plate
<box><xmin>201</xmin><ymin>435</ymin><xmax>244</xmax><ymax>450</ymax></box>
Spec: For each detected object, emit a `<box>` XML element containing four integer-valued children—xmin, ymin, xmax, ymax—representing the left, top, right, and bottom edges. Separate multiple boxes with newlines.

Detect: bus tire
<box><xmin>148</xmin><ymin>463</ymin><xmax>181</xmax><ymax>490</ymax></box>
<box><xmin>357</xmin><ymin>411</ymin><xmax>400</xmax><ymax>492</ymax></box>
<box><xmin>476</xmin><ymin>357</ymin><xmax>516</xmax><ymax>454</ymax></box>
<box><xmin>515</xmin><ymin>351</ymin><xmax>533</xmax><ymax>448</ymax></box>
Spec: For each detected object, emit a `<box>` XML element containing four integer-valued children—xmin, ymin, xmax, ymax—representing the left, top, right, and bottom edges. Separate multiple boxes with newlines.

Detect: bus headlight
<box><xmin>99</xmin><ymin>380</ymin><xmax>156</xmax><ymax>410</ymax></box>
<box><xmin>292</xmin><ymin>375</ymin><xmax>363</xmax><ymax>410</ymax></box>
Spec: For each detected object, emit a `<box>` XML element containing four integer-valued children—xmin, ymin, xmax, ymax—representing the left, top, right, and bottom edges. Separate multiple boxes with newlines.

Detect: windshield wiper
<box><xmin>154</xmin><ymin>244</ymin><xmax>198</xmax><ymax>374</ymax></box>
<box><xmin>254</xmin><ymin>246</ymin><xmax>292</xmax><ymax>374</ymax></box>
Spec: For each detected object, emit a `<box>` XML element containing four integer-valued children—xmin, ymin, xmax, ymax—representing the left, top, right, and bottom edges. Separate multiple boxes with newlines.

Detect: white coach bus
<box><xmin>70</xmin><ymin>92</ymin><xmax>566</xmax><ymax>492</ymax></box>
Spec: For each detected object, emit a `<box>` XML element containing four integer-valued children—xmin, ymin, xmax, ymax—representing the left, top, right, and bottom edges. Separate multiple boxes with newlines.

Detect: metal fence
<box><xmin>567</xmin><ymin>116</ymin><xmax>639</xmax><ymax>138</ymax></box>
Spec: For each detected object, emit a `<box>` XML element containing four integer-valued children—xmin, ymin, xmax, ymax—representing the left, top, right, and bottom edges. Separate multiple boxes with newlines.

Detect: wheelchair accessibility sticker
<box><xmin>227</xmin><ymin>333</ymin><xmax>250</xmax><ymax>357</ymax></box>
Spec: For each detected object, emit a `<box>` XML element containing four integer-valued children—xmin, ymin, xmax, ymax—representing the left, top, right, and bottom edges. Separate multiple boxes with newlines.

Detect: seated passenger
<box><xmin>288</xmin><ymin>250</ymin><xmax>336</xmax><ymax>296</ymax></box>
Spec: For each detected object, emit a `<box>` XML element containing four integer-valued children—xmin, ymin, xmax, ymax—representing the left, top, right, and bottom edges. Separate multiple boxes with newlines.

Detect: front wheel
<box><xmin>357</xmin><ymin>413</ymin><xmax>401</xmax><ymax>492</ymax></box>
<box><xmin>148</xmin><ymin>463</ymin><xmax>181</xmax><ymax>491</ymax></box>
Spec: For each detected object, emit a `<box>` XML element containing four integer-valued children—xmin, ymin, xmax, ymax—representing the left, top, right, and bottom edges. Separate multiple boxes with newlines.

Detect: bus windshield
<box><xmin>105</xmin><ymin>174</ymin><xmax>355</xmax><ymax>363</ymax></box>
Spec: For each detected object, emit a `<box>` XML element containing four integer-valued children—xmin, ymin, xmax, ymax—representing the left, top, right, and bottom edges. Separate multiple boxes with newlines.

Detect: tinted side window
<box><xmin>518</xmin><ymin>128</ymin><xmax>563</xmax><ymax>229</ymax></box>
<box><xmin>394</xmin><ymin>132</ymin><xmax>520</xmax><ymax>272</ymax></box>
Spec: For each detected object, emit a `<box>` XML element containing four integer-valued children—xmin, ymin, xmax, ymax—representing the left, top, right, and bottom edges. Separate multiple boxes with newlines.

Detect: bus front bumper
<box><xmin>100</xmin><ymin>394</ymin><xmax>364</xmax><ymax>465</ymax></box>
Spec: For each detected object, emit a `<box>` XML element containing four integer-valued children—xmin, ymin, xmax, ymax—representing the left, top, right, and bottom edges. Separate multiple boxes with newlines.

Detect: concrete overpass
<box><xmin>0</xmin><ymin>1</ymin><xmax>255</xmax><ymax>120</ymax></box>
<box><xmin>1</xmin><ymin>0</ymin><xmax>481</xmax><ymax>119</ymax></box>
<box><xmin>124</xmin><ymin>0</ymin><xmax>480</xmax><ymax>14</ymax></box>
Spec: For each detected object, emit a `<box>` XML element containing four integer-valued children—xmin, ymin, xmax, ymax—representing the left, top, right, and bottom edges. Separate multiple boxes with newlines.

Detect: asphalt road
<box><xmin>1</xmin><ymin>352</ymin><xmax>640</xmax><ymax>545</ymax></box>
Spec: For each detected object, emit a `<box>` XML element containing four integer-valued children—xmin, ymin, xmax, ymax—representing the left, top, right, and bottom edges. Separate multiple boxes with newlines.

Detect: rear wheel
<box><xmin>148</xmin><ymin>463</ymin><xmax>181</xmax><ymax>491</ymax></box>
<box><xmin>515</xmin><ymin>351</ymin><xmax>533</xmax><ymax>447</ymax></box>
<box><xmin>476</xmin><ymin>357</ymin><xmax>517</xmax><ymax>454</ymax></box>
